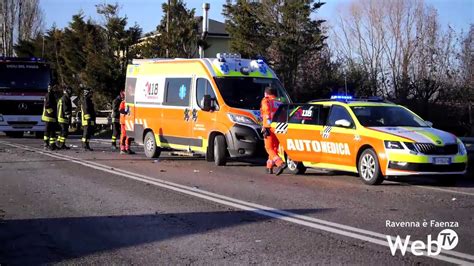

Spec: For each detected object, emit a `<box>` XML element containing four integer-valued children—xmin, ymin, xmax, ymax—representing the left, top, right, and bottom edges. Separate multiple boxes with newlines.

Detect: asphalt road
<box><xmin>0</xmin><ymin>135</ymin><xmax>473</xmax><ymax>265</ymax></box>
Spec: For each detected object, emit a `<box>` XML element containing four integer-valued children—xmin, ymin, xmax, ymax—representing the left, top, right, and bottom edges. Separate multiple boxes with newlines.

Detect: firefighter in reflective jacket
<box><xmin>119</xmin><ymin>98</ymin><xmax>135</xmax><ymax>154</ymax></box>
<box><xmin>260</xmin><ymin>87</ymin><xmax>286</xmax><ymax>175</ymax></box>
<box><xmin>57</xmin><ymin>86</ymin><xmax>72</xmax><ymax>149</ymax></box>
<box><xmin>81</xmin><ymin>88</ymin><xmax>96</xmax><ymax>151</ymax></box>
<box><xmin>111</xmin><ymin>90</ymin><xmax>123</xmax><ymax>150</ymax></box>
<box><xmin>41</xmin><ymin>85</ymin><xmax>58</xmax><ymax>150</ymax></box>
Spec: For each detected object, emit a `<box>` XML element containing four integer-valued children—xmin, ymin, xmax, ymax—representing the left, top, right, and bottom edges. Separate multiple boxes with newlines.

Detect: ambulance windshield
<box><xmin>214</xmin><ymin>77</ymin><xmax>290</xmax><ymax>110</ymax></box>
<box><xmin>351</xmin><ymin>106</ymin><xmax>429</xmax><ymax>127</ymax></box>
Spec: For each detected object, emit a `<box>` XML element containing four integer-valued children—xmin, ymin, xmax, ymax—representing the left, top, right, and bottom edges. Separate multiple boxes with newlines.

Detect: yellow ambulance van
<box><xmin>124</xmin><ymin>53</ymin><xmax>291</xmax><ymax>165</ymax></box>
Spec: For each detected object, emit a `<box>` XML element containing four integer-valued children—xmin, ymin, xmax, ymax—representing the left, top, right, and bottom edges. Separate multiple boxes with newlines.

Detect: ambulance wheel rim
<box><xmin>146</xmin><ymin>137</ymin><xmax>154</xmax><ymax>151</ymax></box>
<box><xmin>287</xmin><ymin>158</ymin><xmax>298</xmax><ymax>171</ymax></box>
<box><xmin>361</xmin><ymin>154</ymin><xmax>375</xmax><ymax>181</ymax></box>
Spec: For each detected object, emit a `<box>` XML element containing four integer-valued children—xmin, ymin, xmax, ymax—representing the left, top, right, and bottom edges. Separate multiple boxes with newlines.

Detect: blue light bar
<box><xmin>330</xmin><ymin>95</ymin><xmax>353</xmax><ymax>100</ymax></box>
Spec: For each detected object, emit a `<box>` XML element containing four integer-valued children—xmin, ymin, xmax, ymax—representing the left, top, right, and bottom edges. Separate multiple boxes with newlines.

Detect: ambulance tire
<box><xmin>213</xmin><ymin>135</ymin><xmax>227</xmax><ymax>166</ymax></box>
<box><xmin>358</xmin><ymin>148</ymin><xmax>384</xmax><ymax>185</ymax></box>
<box><xmin>286</xmin><ymin>156</ymin><xmax>306</xmax><ymax>175</ymax></box>
<box><xmin>144</xmin><ymin>131</ymin><xmax>161</xmax><ymax>158</ymax></box>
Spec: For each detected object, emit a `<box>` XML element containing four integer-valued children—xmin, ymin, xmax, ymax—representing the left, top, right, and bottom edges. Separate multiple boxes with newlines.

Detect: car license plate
<box><xmin>433</xmin><ymin>157</ymin><xmax>451</xmax><ymax>165</ymax></box>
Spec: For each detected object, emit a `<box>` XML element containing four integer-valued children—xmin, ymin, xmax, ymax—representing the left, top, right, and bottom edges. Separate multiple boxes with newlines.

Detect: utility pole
<box><xmin>166</xmin><ymin>0</ymin><xmax>170</xmax><ymax>58</ymax></box>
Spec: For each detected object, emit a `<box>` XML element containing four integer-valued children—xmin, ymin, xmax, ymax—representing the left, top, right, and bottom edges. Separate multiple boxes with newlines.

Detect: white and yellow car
<box><xmin>272</xmin><ymin>96</ymin><xmax>468</xmax><ymax>185</ymax></box>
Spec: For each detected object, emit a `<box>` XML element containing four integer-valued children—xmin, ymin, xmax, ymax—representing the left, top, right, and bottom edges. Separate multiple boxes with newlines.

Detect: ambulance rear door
<box><xmin>124</xmin><ymin>77</ymin><xmax>137</xmax><ymax>138</ymax></box>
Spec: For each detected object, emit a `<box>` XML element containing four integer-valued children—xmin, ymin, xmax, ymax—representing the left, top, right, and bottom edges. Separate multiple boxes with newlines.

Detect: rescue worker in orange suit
<box><xmin>57</xmin><ymin>86</ymin><xmax>72</xmax><ymax>149</ymax></box>
<box><xmin>41</xmin><ymin>84</ymin><xmax>58</xmax><ymax>150</ymax></box>
<box><xmin>111</xmin><ymin>90</ymin><xmax>123</xmax><ymax>150</ymax></box>
<box><xmin>119</xmin><ymin>96</ymin><xmax>135</xmax><ymax>154</ymax></box>
<box><xmin>260</xmin><ymin>87</ymin><xmax>286</xmax><ymax>175</ymax></box>
<box><xmin>81</xmin><ymin>88</ymin><xmax>96</xmax><ymax>151</ymax></box>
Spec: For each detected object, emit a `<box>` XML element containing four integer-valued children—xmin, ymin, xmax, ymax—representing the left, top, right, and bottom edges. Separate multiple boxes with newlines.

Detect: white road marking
<box><xmin>1</xmin><ymin>141</ymin><xmax>473</xmax><ymax>264</ymax></box>
<box><xmin>91</xmin><ymin>138</ymin><xmax>474</xmax><ymax>197</ymax></box>
<box><xmin>411</xmin><ymin>185</ymin><xmax>474</xmax><ymax>197</ymax></box>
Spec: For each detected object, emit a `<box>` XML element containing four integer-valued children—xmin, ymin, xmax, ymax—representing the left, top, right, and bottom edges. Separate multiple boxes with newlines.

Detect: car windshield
<box><xmin>214</xmin><ymin>77</ymin><xmax>291</xmax><ymax>110</ymax></box>
<box><xmin>0</xmin><ymin>63</ymin><xmax>50</xmax><ymax>90</ymax></box>
<box><xmin>351</xmin><ymin>105</ymin><xmax>429</xmax><ymax>127</ymax></box>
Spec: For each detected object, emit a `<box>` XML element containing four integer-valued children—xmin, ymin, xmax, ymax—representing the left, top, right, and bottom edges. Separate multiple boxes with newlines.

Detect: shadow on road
<box><xmin>0</xmin><ymin>208</ymin><xmax>331</xmax><ymax>264</ymax></box>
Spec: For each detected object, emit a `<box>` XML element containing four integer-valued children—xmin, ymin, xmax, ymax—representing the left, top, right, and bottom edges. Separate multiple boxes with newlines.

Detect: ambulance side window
<box><xmin>196</xmin><ymin>78</ymin><xmax>217</xmax><ymax>109</ymax></box>
<box><xmin>164</xmin><ymin>78</ymin><xmax>191</xmax><ymax>106</ymax></box>
<box><xmin>124</xmin><ymin>77</ymin><xmax>136</xmax><ymax>104</ymax></box>
<box><xmin>327</xmin><ymin>105</ymin><xmax>354</xmax><ymax>128</ymax></box>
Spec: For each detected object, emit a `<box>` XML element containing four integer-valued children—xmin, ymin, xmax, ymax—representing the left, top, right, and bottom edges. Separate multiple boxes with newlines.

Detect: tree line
<box><xmin>3</xmin><ymin>0</ymin><xmax>473</xmax><ymax>135</ymax></box>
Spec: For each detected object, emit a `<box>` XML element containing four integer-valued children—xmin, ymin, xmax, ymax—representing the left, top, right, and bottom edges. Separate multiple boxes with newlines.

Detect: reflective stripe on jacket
<box><xmin>42</xmin><ymin>92</ymin><xmax>57</xmax><ymax>123</ymax></box>
<box><xmin>112</xmin><ymin>96</ymin><xmax>121</xmax><ymax>123</ymax></box>
<box><xmin>57</xmin><ymin>95</ymin><xmax>72</xmax><ymax>124</ymax></box>
<box><xmin>81</xmin><ymin>97</ymin><xmax>96</xmax><ymax>126</ymax></box>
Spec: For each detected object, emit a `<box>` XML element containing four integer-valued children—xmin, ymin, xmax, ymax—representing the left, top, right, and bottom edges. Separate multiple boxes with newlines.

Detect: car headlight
<box><xmin>384</xmin><ymin>140</ymin><xmax>404</xmax><ymax>149</ymax></box>
<box><xmin>458</xmin><ymin>140</ymin><xmax>467</xmax><ymax>155</ymax></box>
<box><xmin>227</xmin><ymin>113</ymin><xmax>257</xmax><ymax>125</ymax></box>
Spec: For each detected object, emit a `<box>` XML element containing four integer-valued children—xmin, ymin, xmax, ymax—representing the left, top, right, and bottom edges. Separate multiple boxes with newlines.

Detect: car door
<box><xmin>322</xmin><ymin>104</ymin><xmax>357</xmax><ymax>168</ymax></box>
<box><xmin>190</xmin><ymin>77</ymin><xmax>218</xmax><ymax>153</ymax></box>
<box><xmin>274</xmin><ymin>104</ymin><xmax>326</xmax><ymax>164</ymax></box>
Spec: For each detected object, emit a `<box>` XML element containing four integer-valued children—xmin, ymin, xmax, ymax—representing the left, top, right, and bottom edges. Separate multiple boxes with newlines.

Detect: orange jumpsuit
<box><xmin>260</xmin><ymin>95</ymin><xmax>284</xmax><ymax>169</ymax></box>
<box><xmin>119</xmin><ymin>101</ymin><xmax>131</xmax><ymax>151</ymax></box>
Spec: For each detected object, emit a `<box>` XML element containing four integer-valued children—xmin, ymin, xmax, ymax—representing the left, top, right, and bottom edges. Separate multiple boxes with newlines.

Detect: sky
<box><xmin>41</xmin><ymin>0</ymin><xmax>473</xmax><ymax>34</ymax></box>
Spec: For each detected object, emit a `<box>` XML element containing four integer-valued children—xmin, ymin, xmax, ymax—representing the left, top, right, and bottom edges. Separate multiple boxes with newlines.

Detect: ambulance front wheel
<box><xmin>213</xmin><ymin>135</ymin><xmax>227</xmax><ymax>166</ymax></box>
<box><xmin>286</xmin><ymin>155</ymin><xmax>306</xmax><ymax>175</ymax></box>
<box><xmin>358</xmin><ymin>148</ymin><xmax>384</xmax><ymax>185</ymax></box>
<box><xmin>144</xmin><ymin>131</ymin><xmax>161</xmax><ymax>158</ymax></box>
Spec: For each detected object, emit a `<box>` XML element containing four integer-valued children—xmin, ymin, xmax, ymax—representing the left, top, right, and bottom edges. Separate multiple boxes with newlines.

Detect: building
<box><xmin>134</xmin><ymin>18</ymin><xmax>231</xmax><ymax>58</ymax></box>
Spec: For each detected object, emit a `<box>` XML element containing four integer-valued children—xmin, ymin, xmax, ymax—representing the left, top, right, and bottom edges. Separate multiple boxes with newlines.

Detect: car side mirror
<box><xmin>335</xmin><ymin>119</ymin><xmax>352</xmax><ymax>128</ymax></box>
<box><xmin>425</xmin><ymin>121</ymin><xmax>433</xmax><ymax>127</ymax></box>
<box><xmin>202</xmin><ymin>95</ymin><xmax>213</xmax><ymax>111</ymax></box>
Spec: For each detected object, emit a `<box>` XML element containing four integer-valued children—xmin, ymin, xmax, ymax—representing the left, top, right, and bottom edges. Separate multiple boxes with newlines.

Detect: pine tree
<box><xmin>156</xmin><ymin>0</ymin><xmax>199</xmax><ymax>58</ymax></box>
<box><xmin>223</xmin><ymin>0</ymin><xmax>327</xmax><ymax>100</ymax></box>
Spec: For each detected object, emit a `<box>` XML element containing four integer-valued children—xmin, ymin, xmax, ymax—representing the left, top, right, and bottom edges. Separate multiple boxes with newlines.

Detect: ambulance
<box><xmin>124</xmin><ymin>53</ymin><xmax>290</xmax><ymax>165</ymax></box>
<box><xmin>272</xmin><ymin>96</ymin><xmax>468</xmax><ymax>185</ymax></box>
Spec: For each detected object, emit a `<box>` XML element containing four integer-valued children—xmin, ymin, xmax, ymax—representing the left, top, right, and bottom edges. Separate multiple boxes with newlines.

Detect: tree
<box><xmin>157</xmin><ymin>0</ymin><xmax>199</xmax><ymax>58</ymax></box>
<box><xmin>1</xmin><ymin>0</ymin><xmax>43</xmax><ymax>56</ymax></box>
<box><xmin>223</xmin><ymin>0</ymin><xmax>327</xmax><ymax>100</ymax></box>
<box><xmin>18</xmin><ymin>0</ymin><xmax>44</xmax><ymax>41</ymax></box>
<box><xmin>222</xmin><ymin>0</ymin><xmax>270</xmax><ymax>58</ymax></box>
<box><xmin>459</xmin><ymin>25</ymin><xmax>474</xmax><ymax>135</ymax></box>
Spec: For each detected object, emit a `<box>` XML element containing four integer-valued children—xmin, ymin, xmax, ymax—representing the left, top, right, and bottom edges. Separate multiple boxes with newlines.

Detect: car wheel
<box><xmin>144</xmin><ymin>131</ymin><xmax>161</xmax><ymax>158</ymax></box>
<box><xmin>213</xmin><ymin>135</ymin><xmax>227</xmax><ymax>166</ymax></box>
<box><xmin>286</xmin><ymin>155</ymin><xmax>306</xmax><ymax>175</ymax></box>
<box><xmin>358</xmin><ymin>148</ymin><xmax>384</xmax><ymax>185</ymax></box>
